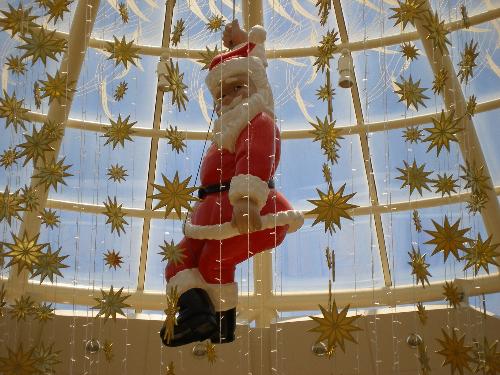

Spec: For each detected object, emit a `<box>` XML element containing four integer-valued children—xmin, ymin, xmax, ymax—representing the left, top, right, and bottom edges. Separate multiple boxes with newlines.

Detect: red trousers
<box><xmin>165</xmin><ymin>225</ymin><xmax>288</xmax><ymax>284</ymax></box>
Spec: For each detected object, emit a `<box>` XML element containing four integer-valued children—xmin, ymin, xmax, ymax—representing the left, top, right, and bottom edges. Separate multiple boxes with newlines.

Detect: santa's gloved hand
<box><xmin>230</xmin><ymin>198</ymin><xmax>262</xmax><ymax>234</ymax></box>
<box><xmin>223</xmin><ymin>19</ymin><xmax>248</xmax><ymax>49</ymax></box>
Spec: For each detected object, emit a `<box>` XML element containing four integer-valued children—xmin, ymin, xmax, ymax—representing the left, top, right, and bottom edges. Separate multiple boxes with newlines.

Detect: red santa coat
<box><xmin>166</xmin><ymin>94</ymin><xmax>303</xmax><ymax>311</ymax></box>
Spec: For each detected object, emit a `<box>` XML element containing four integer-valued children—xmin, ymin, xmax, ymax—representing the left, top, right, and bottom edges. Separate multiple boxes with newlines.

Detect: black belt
<box><xmin>198</xmin><ymin>179</ymin><xmax>275</xmax><ymax>199</ymax></box>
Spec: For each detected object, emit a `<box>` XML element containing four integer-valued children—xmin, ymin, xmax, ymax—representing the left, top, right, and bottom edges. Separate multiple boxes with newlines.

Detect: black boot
<box><xmin>210</xmin><ymin>308</ymin><xmax>236</xmax><ymax>344</ymax></box>
<box><xmin>160</xmin><ymin>288</ymin><xmax>217</xmax><ymax>347</ymax></box>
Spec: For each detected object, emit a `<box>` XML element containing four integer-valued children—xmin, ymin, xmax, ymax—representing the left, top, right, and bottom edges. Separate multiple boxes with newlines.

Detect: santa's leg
<box><xmin>198</xmin><ymin>225</ymin><xmax>288</xmax><ymax>344</ymax></box>
<box><xmin>160</xmin><ymin>237</ymin><xmax>218</xmax><ymax>347</ymax></box>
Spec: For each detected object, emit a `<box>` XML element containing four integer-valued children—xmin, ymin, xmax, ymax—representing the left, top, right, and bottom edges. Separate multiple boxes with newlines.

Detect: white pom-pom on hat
<box><xmin>248</xmin><ymin>25</ymin><xmax>266</xmax><ymax>44</ymax></box>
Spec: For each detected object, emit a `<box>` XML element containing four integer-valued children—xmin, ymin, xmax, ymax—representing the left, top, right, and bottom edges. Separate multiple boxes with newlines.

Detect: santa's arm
<box><xmin>228</xmin><ymin>113</ymin><xmax>280</xmax><ymax>211</ymax></box>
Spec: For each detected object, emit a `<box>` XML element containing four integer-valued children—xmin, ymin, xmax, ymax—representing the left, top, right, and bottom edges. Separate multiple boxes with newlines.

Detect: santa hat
<box><xmin>205</xmin><ymin>25</ymin><xmax>273</xmax><ymax>113</ymax></box>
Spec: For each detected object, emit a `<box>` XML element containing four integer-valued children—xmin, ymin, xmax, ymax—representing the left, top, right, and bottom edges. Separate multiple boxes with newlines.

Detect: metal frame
<box><xmin>2</xmin><ymin>0</ymin><xmax>500</xmax><ymax>327</ymax></box>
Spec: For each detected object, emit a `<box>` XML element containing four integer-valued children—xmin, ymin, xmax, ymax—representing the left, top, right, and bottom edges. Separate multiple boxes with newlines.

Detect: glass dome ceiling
<box><xmin>0</xmin><ymin>0</ymin><xmax>499</xmax><ymax>323</ymax></box>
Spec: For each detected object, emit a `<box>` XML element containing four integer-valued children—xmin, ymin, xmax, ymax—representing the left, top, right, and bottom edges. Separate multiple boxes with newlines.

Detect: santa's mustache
<box><xmin>219</xmin><ymin>95</ymin><xmax>247</xmax><ymax>115</ymax></box>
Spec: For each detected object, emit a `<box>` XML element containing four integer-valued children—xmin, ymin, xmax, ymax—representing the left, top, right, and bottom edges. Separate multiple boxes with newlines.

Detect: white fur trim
<box><xmin>211</xmin><ymin>93</ymin><xmax>269</xmax><ymax>153</ymax></box>
<box><xmin>184</xmin><ymin>210</ymin><xmax>304</xmax><ymax>240</ymax></box>
<box><xmin>166</xmin><ymin>268</ymin><xmax>238</xmax><ymax>311</ymax></box>
<box><xmin>229</xmin><ymin>174</ymin><xmax>270</xmax><ymax>211</ymax></box>
<box><xmin>248</xmin><ymin>25</ymin><xmax>266</xmax><ymax>44</ymax></box>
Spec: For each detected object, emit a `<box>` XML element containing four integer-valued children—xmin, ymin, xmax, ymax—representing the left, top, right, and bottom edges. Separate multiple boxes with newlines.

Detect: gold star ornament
<box><xmin>161</xmin><ymin>286</ymin><xmax>179</xmax><ymax>345</ymax></box>
<box><xmin>315</xmin><ymin>0</ymin><xmax>331</xmax><ymax>26</ymax></box>
<box><xmin>424</xmin><ymin>11</ymin><xmax>451</xmax><ymax>53</ymax></box>
<box><xmin>416</xmin><ymin>302</ymin><xmax>427</xmax><ymax>325</ymax></box>
<box><xmin>408</xmin><ymin>246</ymin><xmax>431</xmax><ymax>287</ymax></box>
<box><xmin>0</xmin><ymin>90</ymin><xmax>29</xmax><ymax>132</ymax></box>
<box><xmin>118</xmin><ymin>2</ymin><xmax>128</xmax><ymax>23</ymax></box>
<box><xmin>33</xmin><ymin>302</ymin><xmax>55</xmax><ymax>323</ymax></box>
<box><xmin>307</xmin><ymin>183</ymin><xmax>358</xmax><ymax>234</ymax></box>
<box><xmin>105</xmin><ymin>35</ymin><xmax>140</xmax><ymax>68</ymax></box>
<box><xmin>171</xmin><ymin>18</ymin><xmax>185</xmax><ymax>47</ymax></box>
<box><xmin>400</xmin><ymin>42</ymin><xmax>419</xmax><ymax>61</ymax></box>
<box><xmin>18</xmin><ymin>126</ymin><xmax>54</xmax><ymax>167</ymax></box>
<box><xmin>103</xmin><ymin>340</ymin><xmax>114</xmax><ymax>362</ymax></box>
<box><xmin>158</xmin><ymin>240</ymin><xmax>185</xmax><ymax>266</ymax></box>
<box><xmin>206</xmin><ymin>342</ymin><xmax>217</xmax><ymax>364</ymax></box>
<box><xmin>45</xmin><ymin>0</ymin><xmax>73</xmax><ymax>24</ymax></box>
<box><xmin>413</xmin><ymin>210</ymin><xmax>422</xmax><ymax>232</ymax></box>
<box><xmin>0</xmin><ymin>186</ymin><xmax>24</xmax><ymax>225</ymax></box>
<box><xmin>436</xmin><ymin>328</ymin><xmax>473</xmax><ymax>375</ymax></box>
<box><xmin>0</xmin><ymin>344</ymin><xmax>38</xmax><ymax>375</ymax></box>
<box><xmin>165</xmin><ymin>125</ymin><xmax>186</xmax><ymax>153</ymax></box>
<box><xmin>424</xmin><ymin>109</ymin><xmax>463</xmax><ymax>156</ymax></box>
<box><xmin>462</xmin><ymin>233</ymin><xmax>499</xmax><ymax>276</ymax></box>
<box><xmin>103</xmin><ymin>114</ymin><xmax>136</xmax><ymax>149</ymax></box>
<box><xmin>4</xmin><ymin>232</ymin><xmax>48</xmax><ymax>275</ymax></box>
<box><xmin>460</xmin><ymin>160</ymin><xmax>491</xmax><ymax>196</ymax></box>
<box><xmin>33</xmin><ymin>158</ymin><xmax>73</xmax><ymax>191</ymax></box>
<box><xmin>403</xmin><ymin>126</ymin><xmax>423</xmax><ymax>143</ymax></box>
<box><xmin>93</xmin><ymin>286</ymin><xmax>131</xmax><ymax>323</ymax></box>
<box><xmin>103</xmin><ymin>196</ymin><xmax>128</xmax><ymax>236</ymax></box>
<box><xmin>0</xmin><ymin>3</ymin><xmax>38</xmax><ymax>36</ymax></box>
<box><xmin>39</xmin><ymin>70</ymin><xmax>76</xmax><ymax>105</ymax></box>
<box><xmin>309</xmin><ymin>300</ymin><xmax>362</xmax><ymax>354</ymax></box>
<box><xmin>197</xmin><ymin>45</ymin><xmax>221</xmax><ymax>70</ymax></box>
<box><xmin>457</xmin><ymin>40</ymin><xmax>479</xmax><ymax>84</ymax></box>
<box><xmin>395</xmin><ymin>159</ymin><xmax>433</xmax><ymax>196</ymax></box>
<box><xmin>33</xmin><ymin>342</ymin><xmax>61</xmax><ymax>374</ymax></box>
<box><xmin>425</xmin><ymin>215</ymin><xmax>470</xmax><ymax>262</ymax></box>
<box><xmin>9</xmin><ymin>295</ymin><xmax>35</xmax><ymax>322</ymax></box>
<box><xmin>389</xmin><ymin>0</ymin><xmax>426</xmax><ymax>30</ymax></box>
<box><xmin>161</xmin><ymin>59</ymin><xmax>189</xmax><ymax>112</ymax></box>
<box><xmin>31</xmin><ymin>245</ymin><xmax>69</xmax><ymax>283</ymax></box>
<box><xmin>107</xmin><ymin>164</ymin><xmax>128</xmax><ymax>183</ymax></box>
<box><xmin>6</xmin><ymin>55</ymin><xmax>27</xmax><ymax>76</ymax></box>
<box><xmin>18</xmin><ymin>27</ymin><xmax>67</xmax><ymax>66</ymax></box>
<box><xmin>472</xmin><ymin>337</ymin><xmax>500</xmax><ymax>375</ymax></box>
<box><xmin>432</xmin><ymin>67</ymin><xmax>449</xmax><ymax>95</ymax></box>
<box><xmin>443</xmin><ymin>281</ymin><xmax>463</xmax><ymax>309</ymax></box>
<box><xmin>113</xmin><ymin>81</ymin><xmax>127</xmax><ymax>101</ymax></box>
<box><xmin>150</xmin><ymin>172</ymin><xmax>199</xmax><ymax>219</ymax></box>
<box><xmin>0</xmin><ymin>147</ymin><xmax>20</xmax><ymax>168</ymax></box>
<box><xmin>394</xmin><ymin>75</ymin><xmax>429</xmax><ymax>111</ymax></box>
<box><xmin>39</xmin><ymin>208</ymin><xmax>60</xmax><ymax>229</ymax></box>
<box><xmin>206</xmin><ymin>15</ymin><xmax>225</xmax><ymax>32</ymax></box>
<box><xmin>432</xmin><ymin>173</ymin><xmax>458</xmax><ymax>197</ymax></box>
<box><xmin>104</xmin><ymin>249</ymin><xmax>123</xmax><ymax>270</ymax></box>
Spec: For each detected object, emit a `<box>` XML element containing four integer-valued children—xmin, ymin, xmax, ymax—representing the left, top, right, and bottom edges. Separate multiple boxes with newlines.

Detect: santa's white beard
<box><xmin>219</xmin><ymin>95</ymin><xmax>246</xmax><ymax>115</ymax></box>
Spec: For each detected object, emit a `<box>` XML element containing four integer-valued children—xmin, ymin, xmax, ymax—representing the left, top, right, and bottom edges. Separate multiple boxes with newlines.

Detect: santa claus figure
<box><xmin>161</xmin><ymin>20</ymin><xmax>303</xmax><ymax>347</ymax></box>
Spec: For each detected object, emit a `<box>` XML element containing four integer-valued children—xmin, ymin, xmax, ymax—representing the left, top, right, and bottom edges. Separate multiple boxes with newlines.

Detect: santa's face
<box><xmin>215</xmin><ymin>74</ymin><xmax>257</xmax><ymax>116</ymax></box>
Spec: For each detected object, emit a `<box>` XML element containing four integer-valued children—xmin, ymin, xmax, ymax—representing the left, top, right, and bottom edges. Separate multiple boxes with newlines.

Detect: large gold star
<box><xmin>39</xmin><ymin>208</ymin><xmax>60</xmax><ymax>229</ymax></box>
<box><xmin>400</xmin><ymin>42</ymin><xmax>419</xmax><ymax>61</ymax></box>
<box><xmin>33</xmin><ymin>158</ymin><xmax>73</xmax><ymax>191</ymax></box>
<box><xmin>424</xmin><ymin>11</ymin><xmax>451</xmax><ymax>53</ymax></box>
<box><xmin>0</xmin><ymin>3</ymin><xmax>38</xmax><ymax>37</ymax></box>
<box><xmin>424</xmin><ymin>110</ymin><xmax>463</xmax><ymax>156</ymax></box>
<box><xmin>0</xmin><ymin>90</ymin><xmax>29</xmax><ymax>132</ymax></box>
<box><xmin>425</xmin><ymin>216</ymin><xmax>470</xmax><ymax>262</ymax></box>
<box><xmin>113</xmin><ymin>81</ymin><xmax>127</xmax><ymax>101</ymax></box>
<box><xmin>432</xmin><ymin>173</ymin><xmax>458</xmax><ymax>197</ymax></box>
<box><xmin>103</xmin><ymin>114</ymin><xmax>136</xmax><ymax>149</ymax></box>
<box><xmin>93</xmin><ymin>286</ymin><xmax>131</xmax><ymax>323</ymax></box>
<box><xmin>394</xmin><ymin>75</ymin><xmax>429</xmax><ymax>111</ymax></box>
<box><xmin>18</xmin><ymin>27</ymin><xmax>67</xmax><ymax>66</ymax></box>
<box><xmin>161</xmin><ymin>286</ymin><xmax>179</xmax><ymax>345</ymax></box>
<box><xmin>403</xmin><ymin>126</ymin><xmax>423</xmax><ymax>143</ymax></box>
<box><xmin>443</xmin><ymin>281</ymin><xmax>463</xmax><ymax>309</ymax></box>
<box><xmin>19</xmin><ymin>185</ymin><xmax>40</xmax><ymax>212</ymax></box>
<box><xmin>118</xmin><ymin>2</ymin><xmax>128</xmax><ymax>23</ymax></box>
<box><xmin>408</xmin><ymin>246</ymin><xmax>431</xmax><ymax>287</ymax></box>
<box><xmin>206</xmin><ymin>342</ymin><xmax>217</xmax><ymax>364</ymax></box>
<box><xmin>0</xmin><ymin>147</ymin><xmax>20</xmax><ymax>168</ymax></box>
<box><xmin>6</xmin><ymin>55</ymin><xmax>27</xmax><ymax>76</ymax></box>
<box><xmin>4</xmin><ymin>232</ymin><xmax>47</xmax><ymax>275</ymax></box>
<box><xmin>462</xmin><ymin>233</ymin><xmax>499</xmax><ymax>276</ymax></box>
<box><xmin>105</xmin><ymin>35</ymin><xmax>140</xmax><ymax>69</ymax></box>
<box><xmin>162</xmin><ymin>59</ymin><xmax>189</xmax><ymax>112</ymax></box>
<box><xmin>158</xmin><ymin>240</ymin><xmax>185</xmax><ymax>266</ymax></box>
<box><xmin>32</xmin><ymin>302</ymin><xmax>55</xmax><ymax>323</ymax></box>
<box><xmin>165</xmin><ymin>125</ymin><xmax>186</xmax><ymax>154</ymax></box>
<box><xmin>39</xmin><ymin>71</ymin><xmax>76</xmax><ymax>105</ymax></box>
<box><xmin>171</xmin><ymin>18</ymin><xmax>185</xmax><ymax>47</ymax></box>
<box><xmin>197</xmin><ymin>45</ymin><xmax>221</xmax><ymax>70</ymax></box>
<box><xmin>309</xmin><ymin>116</ymin><xmax>343</xmax><ymax>150</ymax></box>
<box><xmin>9</xmin><ymin>295</ymin><xmax>35</xmax><ymax>322</ymax></box>
<box><xmin>33</xmin><ymin>342</ymin><xmax>61</xmax><ymax>374</ymax></box>
<box><xmin>0</xmin><ymin>344</ymin><xmax>38</xmax><ymax>375</ymax></box>
<box><xmin>150</xmin><ymin>172</ymin><xmax>199</xmax><ymax>219</ymax></box>
<box><xmin>436</xmin><ymin>328</ymin><xmax>473</xmax><ymax>375</ymax></box>
<box><xmin>103</xmin><ymin>196</ymin><xmax>128</xmax><ymax>236</ymax></box>
<box><xmin>104</xmin><ymin>249</ymin><xmax>123</xmax><ymax>270</ymax></box>
<box><xmin>432</xmin><ymin>67</ymin><xmax>449</xmax><ymax>95</ymax></box>
<box><xmin>316</xmin><ymin>0</ymin><xmax>331</xmax><ymax>26</ymax></box>
<box><xmin>472</xmin><ymin>337</ymin><xmax>500</xmax><ymax>375</ymax></box>
<box><xmin>45</xmin><ymin>0</ymin><xmax>72</xmax><ymax>24</ymax></box>
<box><xmin>0</xmin><ymin>186</ymin><xmax>24</xmax><ymax>225</ymax></box>
<box><xmin>389</xmin><ymin>0</ymin><xmax>426</xmax><ymax>29</ymax></box>
<box><xmin>416</xmin><ymin>302</ymin><xmax>427</xmax><ymax>325</ymax></box>
<box><xmin>107</xmin><ymin>164</ymin><xmax>128</xmax><ymax>183</ymax></box>
<box><xmin>457</xmin><ymin>40</ymin><xmax>479</xmax><ymax>84</ymax></box>
<box><xmin>18</xmin><ymin>126</ymin><xmax>54</xmax><ymax>167</ymax></box>
<box><xmin>31</xmin><ymin>245</ymin><xmax>69</xmax><ymax>283</ymax></box>
<box><xmin>206</xmin><ymin>15</ymin><xmax>225</xmax><ymax>32</ymax></box>
<box><xmin>309</xmin><ymin>300</ymin><xmax>362</xmax><ymax>354</ymax></box>
<box><xmin>460</xmin><ymin>160</ymin><xmax>491</xmax><ymax>196</ymax></box>
<box><xmin>307</xmin><ymin>184</ymin><xmax>358</xmax><ymax>234</ymax></box>
<box><xmin>395</xmin><ymin>159</ymin><xmax>433</xmax><ymax>196</ymax></box>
